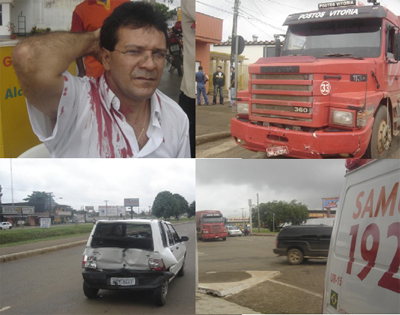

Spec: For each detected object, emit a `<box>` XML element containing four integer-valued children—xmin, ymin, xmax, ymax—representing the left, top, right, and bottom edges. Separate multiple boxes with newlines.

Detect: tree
<box><xmin>152</xmin><ymin>191</ymin><xmax>178</xmax><ymax>220</ymax></box>
<box><xmin>188</xmin><ymin>201</ymin><xmax>195</xmax><ymax>218</ymax></box>
<box><xmin>173</xmin><ymin>193</ymin><xmax>189</xmax><ymax>220</ymax></box>
<box><xmin>252</xmin><ymin>200</ymin><xmax>309</xmax><ymax>231</ymax></box>
<box><xmin>155</xmin><ymin>3</ymin><xmax>176</xmax><ymax>20</ymax></box>
<box><xmin>23</xmin><ymin>191</ymin><xmax>55</xmax><ymax>212</ymax></box>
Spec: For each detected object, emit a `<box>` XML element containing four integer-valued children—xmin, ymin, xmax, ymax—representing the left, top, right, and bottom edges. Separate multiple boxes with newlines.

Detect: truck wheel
<box><xmin>367</xmin><ymin>106</ymin><xmax>391</xmax><ymax>159</ymax></box>
<box><xmin>287</xmin><ymin>248</ymin><xmax>304</xmax><ymax>265</ymax></box>
<box><xmin>154</xmin><ymin>279</ymin><xmax>168</xmax><ymax>306</ymax></box>
<box><xmin>83</xmin><ymin>281</ymin><xmax>99</xmax><ymax>299</ymax></box>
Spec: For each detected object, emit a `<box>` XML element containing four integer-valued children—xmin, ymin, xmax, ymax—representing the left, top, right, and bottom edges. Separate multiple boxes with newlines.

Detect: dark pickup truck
<box><xmin>273</xmin><ymin>225</ymin><xmax>333</xmax><ymax>264</ymax></box>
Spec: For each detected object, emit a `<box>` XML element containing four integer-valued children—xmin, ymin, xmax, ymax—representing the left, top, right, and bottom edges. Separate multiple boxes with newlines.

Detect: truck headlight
<box><xmin>237</xmin><ymin>103</ymin><xmax>249</xmax><ymax>115</ymax></box>
<box><xmin>330</xmin><ymin>109</ymin><xmax>355</xmax><ymax>127</ymax></box>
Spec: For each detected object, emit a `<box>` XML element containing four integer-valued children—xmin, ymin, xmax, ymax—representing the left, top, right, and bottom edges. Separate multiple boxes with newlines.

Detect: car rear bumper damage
<box><xmin>82</xmin><ymin>269</ymin><xmax>174</xmax><ymax>290</ymax></box>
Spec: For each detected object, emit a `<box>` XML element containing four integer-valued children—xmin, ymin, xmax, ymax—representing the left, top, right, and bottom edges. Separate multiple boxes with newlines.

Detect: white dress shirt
<box><xmin>27</xmin><ymin>71</ymin><xmax>190</xmax><ymax>158</ymax></box>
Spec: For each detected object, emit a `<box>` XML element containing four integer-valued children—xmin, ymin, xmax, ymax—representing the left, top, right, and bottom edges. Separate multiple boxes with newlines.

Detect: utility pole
<box><xmin>231</xmin><ymin>0</ymin><xmax>240</xmax><ymax>107</ymax></box>
<box><xmin>104</xmin><ymin>200</ymin><xmax>108</xmax><ymax>219</ymax></box>
<box><xmin>241</xmin><ymin>207</ymin><xmax>245</xmax><ymax>228</ymax></box>
<box><xmin>248</xmin><ymin>199</ymin><xmax>252</xmax><ymax>234</ymax></box>
<box><xmin>257</xmin><ymin>193</ymin><xmax>260</xmax><ymax>232</ymax></box>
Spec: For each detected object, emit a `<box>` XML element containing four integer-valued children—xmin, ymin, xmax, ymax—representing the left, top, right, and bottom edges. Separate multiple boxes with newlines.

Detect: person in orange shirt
<box><xmin>71</xmin><ymin>0</ymin><xmax>129</xmax><ymax>78</ymax></box>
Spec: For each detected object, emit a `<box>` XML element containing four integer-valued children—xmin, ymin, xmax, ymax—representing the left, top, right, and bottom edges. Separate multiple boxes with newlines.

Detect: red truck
<box><xmin>231</xmin><ymin>0</ymin><xmax>400</xmax><ymax>159</ymax></box>
<box><xmin>196</xmin><ymin>210</ymin><xmax>228</xmax><ymax>241</ymax></box>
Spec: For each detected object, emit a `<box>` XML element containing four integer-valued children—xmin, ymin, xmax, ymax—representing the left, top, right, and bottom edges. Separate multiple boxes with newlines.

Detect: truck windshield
<box><xmin>203</xmin><ymin>217</ymin><xmax>224</xmax><ymax>223</ymax></box>
<box><xmin>282</xmin><ymin>18</ymin><xmax>382</xmax><ymax>58</ymax></box>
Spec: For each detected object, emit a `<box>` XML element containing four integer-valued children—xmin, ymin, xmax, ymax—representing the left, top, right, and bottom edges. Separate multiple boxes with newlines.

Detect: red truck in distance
<box><xmin>231</xmin><ymin>0</ymin><xmax>400</xmax><ymax>159</ymax></box>
<box><xmin>196</xmin><ymin>210</ymin><xmax>228</xmax><ymax>241</ymax></box>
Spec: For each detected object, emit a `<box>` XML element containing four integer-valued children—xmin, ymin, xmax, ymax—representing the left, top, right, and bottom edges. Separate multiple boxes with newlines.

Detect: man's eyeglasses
<box><xmin>113</xmin><ymin>49</ymin><xmax>166</xmax><ymax>63</ymax></box>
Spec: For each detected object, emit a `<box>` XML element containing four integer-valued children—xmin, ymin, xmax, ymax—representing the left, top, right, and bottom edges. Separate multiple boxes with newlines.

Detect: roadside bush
<box><xmin>0</xmin><ymin>224</ymin><xmax>93</xmax><ymax>245</ymax></box>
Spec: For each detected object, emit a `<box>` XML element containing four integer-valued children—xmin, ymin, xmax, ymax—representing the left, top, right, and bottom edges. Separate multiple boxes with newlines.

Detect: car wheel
<box><xmin>83</xmin><ymin>281</ymin><xmax>99</xmax><ymax>299</ymax></box>
<box><xmin>154</xmin><ymin>279</ymin><xmax>168</xmax><ymax>306</ymax></box>
<box><xmin>222</xmin><ymin>237</ymin><xmax>226</xmax><ymax>241</ymax></box>
<box><xmin>287</xmin><ymin>248</ymin><xmax>304</xmax><ymax>265</ymax></box>
<box><xmin>177</xmin><ymin>256</ymin><xmax>186</xmax><ymax>277</ymax></box>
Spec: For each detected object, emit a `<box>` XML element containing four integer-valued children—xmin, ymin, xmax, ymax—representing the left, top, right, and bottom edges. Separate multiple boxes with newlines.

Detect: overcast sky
<box><xmin>196</xmin><ymin>0</ymin><xmax>400</xmax><ymax>41</ymax></box>
<box><xmin>0</xmin><ymin>159</ymin><xmax>195</xmax><ymax>211</ymax></box>
<box><xmin>196</xmin><ymin>159</ymin><xmax>347</xmax><ymax>218</ymax></box>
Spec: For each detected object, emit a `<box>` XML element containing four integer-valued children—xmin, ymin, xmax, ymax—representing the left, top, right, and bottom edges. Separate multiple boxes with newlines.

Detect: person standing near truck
<box><xmin>229</xmin><ymin>66</ymin><xmax>235</xmax><ymax>107</ymax></box>
<box><xmin>196</xmin><ymin>66</ymin><xmax>209</xmax><ymax>106</ymax></box>
<box><xmin>212</xmin><ymin>66</ymin><xmax>225</xmax><ymax>105</ymax></box>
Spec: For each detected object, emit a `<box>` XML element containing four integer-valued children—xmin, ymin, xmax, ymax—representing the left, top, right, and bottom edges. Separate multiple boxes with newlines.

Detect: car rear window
<box><xmin>91</xmin><ymin>223</ymin><xmax>154</xmax><ymax>250</ymax></box>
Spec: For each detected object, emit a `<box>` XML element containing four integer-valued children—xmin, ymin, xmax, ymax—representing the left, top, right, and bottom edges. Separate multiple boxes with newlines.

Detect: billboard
<box><xmin>2</xmin><ymin>206</ymin><xmax>35</xmax><ymax>215</ymax></box>
<box><xmin>124</xmin><ymin>198</ymin><xmax>139</xmax><ymax>207</ymax></box>
<box><xmin>324</xmin><ymin>197</ymin><xmax>340</xmax><ymax>208</ymax></box>
<box><xmin>98</xmin><ymin>205</ymin><xmax>126</xmax><ymax>217</ymax></box>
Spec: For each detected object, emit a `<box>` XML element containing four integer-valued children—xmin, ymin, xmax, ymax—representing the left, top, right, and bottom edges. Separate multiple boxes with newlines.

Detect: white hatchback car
<box><xmin>0</xmin><ymin>222</ymin><xmax>12</xmax><ymax>230</ymax></box>
<box><xmin>82</xmin><ymin>219</ymin><xmax>188</xmax><ymax>306</ymax></box>
<box><xmin>227</xmin><ymin>226</ymin><xmax>242</xmax><ymax>236</ymax></box>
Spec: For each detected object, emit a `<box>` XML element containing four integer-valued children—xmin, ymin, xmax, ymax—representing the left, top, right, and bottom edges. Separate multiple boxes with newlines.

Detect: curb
<box><xmin>198</xmin><ymin>270</ymin><xmax>281</xmax><ymax>297</ymax></box>
<box><xmin>0</xmin><ymin>240</ymin><xmax>87</xmax><ymax>263</ymax></box>
<box><xmin>196</xmin><ymin>131</ymin><xmax>231</xmax><ymax>145</ymax></box>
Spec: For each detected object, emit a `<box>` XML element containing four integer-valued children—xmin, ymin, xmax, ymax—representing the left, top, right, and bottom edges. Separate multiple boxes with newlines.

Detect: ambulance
<box><xmin>323</xmin><ymin>159</ymin><xmax>400</xmax><ymax>313</ymax></box>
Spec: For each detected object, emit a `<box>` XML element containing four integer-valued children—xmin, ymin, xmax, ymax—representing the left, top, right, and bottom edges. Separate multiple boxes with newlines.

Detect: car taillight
<box><xmin>202</xmin><ymin>230</ymin><xmax>209</xmax><ymax>234</ymax></box>
<box><xmin>148</xmin><ymin>258</ymin><xmax>165</xmax><ymax>271</ymax></box>
<box><xmin>82</xmin><ymin>255</ymin><xmax>97</xmax><ymax>269</ymax></box>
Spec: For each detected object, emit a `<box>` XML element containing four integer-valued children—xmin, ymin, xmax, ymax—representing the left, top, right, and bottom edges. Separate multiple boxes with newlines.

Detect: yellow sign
<box><xmin>0</xmin><ymin>43</ymin><xmax>76</xmax><ymax>157</ymax></box>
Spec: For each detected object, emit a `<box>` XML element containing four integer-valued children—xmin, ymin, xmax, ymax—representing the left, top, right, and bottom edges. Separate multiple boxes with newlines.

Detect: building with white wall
<box><xmin>1</xmin><ymin>0</ymin><xmax>83</xmax><ymax>38</ymax></box>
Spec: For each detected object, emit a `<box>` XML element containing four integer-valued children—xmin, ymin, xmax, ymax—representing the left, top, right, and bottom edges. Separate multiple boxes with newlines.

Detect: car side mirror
<box><xmin>180</xmin><ymin>236</ymin><xmax>189</xmax><ymax>242</ymax></box>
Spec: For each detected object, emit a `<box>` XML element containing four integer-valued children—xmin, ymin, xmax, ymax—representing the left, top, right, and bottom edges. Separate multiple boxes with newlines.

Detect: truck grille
<box><xmin>211</xmin><ymin>226</ymin><xmax>221</xmax><ymax>233</ymax></box>
<box><xmin>251</xmin><ymin>74</ymin><xmax>313</xmax><ymax>122</ymax></box>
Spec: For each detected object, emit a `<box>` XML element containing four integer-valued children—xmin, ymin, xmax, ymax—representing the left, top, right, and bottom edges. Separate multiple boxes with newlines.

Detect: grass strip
<box><xmin>0</xmin><ymin>224</ymin><xmax>93</xmax><ymax>245</ymax></box>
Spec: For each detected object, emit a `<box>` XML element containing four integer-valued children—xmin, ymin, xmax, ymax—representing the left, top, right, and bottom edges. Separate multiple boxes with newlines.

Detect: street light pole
<box><xmin>257</xmin><ymin>193</ymin><xmax>260</xmax><ymax>232</ymax></box>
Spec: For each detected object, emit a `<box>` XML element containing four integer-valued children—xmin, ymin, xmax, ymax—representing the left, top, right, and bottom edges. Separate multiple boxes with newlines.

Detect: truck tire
<box><xmin>287</xmin><ymin>248</ymin><xmax>304</xmax><ymax>265</ymax></box>
<box><xmin>366</xmin><ymin>106</ymin><xmax>391</xmax><ymax>159</ymax></box>
<box><xmin>83</xmin><ymin>281</ymin><xmax>99</xmax><ymax>299</ymax></box>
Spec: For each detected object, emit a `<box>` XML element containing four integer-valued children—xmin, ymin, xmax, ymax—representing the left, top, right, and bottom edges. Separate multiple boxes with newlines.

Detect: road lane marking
<box><xmin>197</xmin><ymin>139</ymin><xmax>237</xmax><ymax>158</ymax></box>
<box><xmin>267</xmin><ymin>279</ymin><xmax>323</xmax><ymax>298</ymax></box>
<box><xmin>0</xmin><ymin>306</ymin><xmax>11</xmax><ymax>312</ymax></box>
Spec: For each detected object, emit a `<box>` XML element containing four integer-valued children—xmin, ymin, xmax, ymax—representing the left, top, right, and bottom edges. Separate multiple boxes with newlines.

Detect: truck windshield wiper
<box><xmin>324</xmin><ymin>53</ymin><xmax>364</xmax><ymax>60</ymax></box>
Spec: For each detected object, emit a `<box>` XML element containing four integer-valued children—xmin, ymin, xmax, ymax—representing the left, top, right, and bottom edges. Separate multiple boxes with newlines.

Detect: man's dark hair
<box><xmin>100</xmin><ymin>2</ymin><xmax>168</xmax><ymax>51</ymax></box>
<box><xmin>199</xmin><ymin>66</ymin><xmax>203</xmax><ymax>70</ymax></box>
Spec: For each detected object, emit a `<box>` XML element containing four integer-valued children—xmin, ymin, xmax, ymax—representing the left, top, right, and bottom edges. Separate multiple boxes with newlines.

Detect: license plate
<box><xmin>170</xmin><ymin>44</ymin><xmax>179</xmax><ymax>52</ymax></box>
<box><xmin>110</xmin><ymin>277</ymin><xmax>136</xmax><ymax>286</ymax></box>
<box><xmin>266</xmin><ymin>146</ymin><xmax>289</xmax><ymax>157</ymax></box>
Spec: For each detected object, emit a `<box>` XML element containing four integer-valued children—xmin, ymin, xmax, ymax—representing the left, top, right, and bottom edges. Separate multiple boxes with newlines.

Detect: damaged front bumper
<box><xmin>231</xmin><ymin>118</ymin><xmax>373</xmax><ymax>159</ymax></box>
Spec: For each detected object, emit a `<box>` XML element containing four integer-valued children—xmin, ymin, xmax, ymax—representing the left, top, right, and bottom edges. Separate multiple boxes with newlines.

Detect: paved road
<box><xmin>0</xmin><ymin>222</ymin><xmax>195</xmax><ymax>314</ymax></box>
<box><xmin>198</xmin><ymin>235</ymin><xmax>325</xmax><ymax>314</ymax></box>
